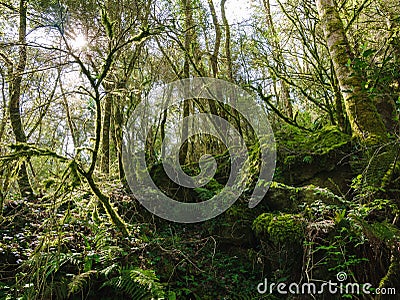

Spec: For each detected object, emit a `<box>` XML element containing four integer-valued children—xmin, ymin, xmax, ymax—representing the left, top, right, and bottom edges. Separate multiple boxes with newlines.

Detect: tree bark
<box><xmin>9</xmin><ymin>0</ymin><xmax>34</xmax><ymax>199</ymax></box>
<box><xmin>113</xmin><ymin>101</ymin><xmax>127</xmax><ymax>188</ymax></box>
<box><xmin>221</xmin><ymin>0</ymin><xmax>243</xmax><ymax>136</ymax></box>
<box><xmin>0</xmin><ymin>71</ymin><xmax>8</xmax><ymax>144</ymax></box>
<box><xmin>332</xmin><ymin>68</ymin><xmax>347</xmax><ymax>131</ymax></box>
<box><xmin>316</xmin><ymin>0</ymin><xmax>388</xmax><ymax>144</ymax></box>
<box><xmin>207</xmin><ymin>0</ymin><xmax>221</xmax><ymax>78</ymax></box>
<box><xmin>59</xmin><ymin>77</ymin><xmax>77</xmax><ymax>148</ymax></box>
<box><xmin>221</xmin><ymin>0</ymin><xmax>232</xmax><ymax>81</ymax></box>
<box><xmin>101</xmin><ymin>92</ymin><xmax>113</xmax><ymax>174</ymax></box>
<box><xmin>179</xmin><ymin>0</ymin><xmax>193</xmax><ymax>165</ymax></box>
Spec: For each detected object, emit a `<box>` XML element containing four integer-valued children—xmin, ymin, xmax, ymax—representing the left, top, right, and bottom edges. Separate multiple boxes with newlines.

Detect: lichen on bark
<box><xmin>316</xmin><ymin>0</ymin><xmax>388</xmax><ymax>144</ymax></box>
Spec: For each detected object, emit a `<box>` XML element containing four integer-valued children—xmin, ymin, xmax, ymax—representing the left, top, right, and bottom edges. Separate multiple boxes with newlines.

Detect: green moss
<box><xmin>252</xmin><ymin>213</ymin><xmax>305</xmax><ymax>245</ymax></box>
<box><xmin>379</xmin><ymin>255</ymin><xmax>400</xmax><ymax>289</ymax></box>
<box><xmin>381</xmin><ymin>160</ymin><xmax>400</xmax><ymax>189</ymax></box>
<box><xmin>301</xmin><ymin>185</ymin><xmax>343</xmax><ymax>205</ymax></box>
<box><xmin>277</xmin><ymin>125</ymin><xmax>350</xmax><ymax>169</ymax></box>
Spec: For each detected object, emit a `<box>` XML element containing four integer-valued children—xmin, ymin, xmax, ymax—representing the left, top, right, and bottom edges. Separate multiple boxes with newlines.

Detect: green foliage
<box><xmin>193</xmin><ymin>187</ymin><xmax>214</xmax><ymax>201</ymax></box>
<box><xmin>68</xmin><ymin>270</ymin><xmax>97</xmax><ymax>296</ymax></box>
<box><xmin>1</xmin><ymin>0</ymin><xmax>400</xmax><ymax>298</ymax></box>
<box><xmin>101</xmin><ymin>266</ymin><xmax>164</xmax><ymax>299</ymax></box>
<box><xmin>253</xmin><ymin>213</ymin><xmax>305</xmax><ymax>244</ymax></box>
<box><xmin>194</xmin><ymin>178</ymin><xmax>223</xmax><ymax>200</ymax></box>
<box><xmin>367</xmin><ymin>222</ymin><xmax>400</xmax><ymax>244</ymax></box>
<box><xmin>303</xmin><ymin>197</ymin><xmax>398</xmax><ymax>285</ymax></box>
<box><xmin>350</xmin><ymin>144</ymin><xmax>398</xmax><ymax>199</ymax></box>
<box><xmin>303</xmin><ymin>155</ymin><xmax>313</xmax><ymax>164</ymax></box>
<box><xmin>325</xmin><ymin>227</ymin><xmax>367</xmax><ymax>271</ymax></box>
<box><xmin>0</xmin><ymin>188</ymin><xmax>164</xmax><ymax>300</ymax></box>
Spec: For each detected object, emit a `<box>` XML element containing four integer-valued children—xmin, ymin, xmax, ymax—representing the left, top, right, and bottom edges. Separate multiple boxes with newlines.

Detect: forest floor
<box><xmin>1</xmin><ymin>126</ymin><xmax>400</xmax><ymax>299</ymax></box>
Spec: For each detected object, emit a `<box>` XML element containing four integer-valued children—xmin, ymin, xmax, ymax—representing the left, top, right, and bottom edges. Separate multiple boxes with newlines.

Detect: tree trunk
<box><xmin>179</xmin><ymin>0</ymin><xmax>192</xmax><ymax>165</ymax></box>
<box><xmin>0</xmin><ymin>71</ymin><xmax>8</xmax><ymax>144</ymax></box>
<box><xmin>59</xmin><ymin>77</ymin><xmax>77</xmax><ymax>148</ymax></box>
<box><xmin>332</xmin><ymin>68</ymin><xmax>347</xmax><ymax>131</ymax></box>
<box><xmin>101</xmin><ymin>92</ymin><xmax>112</xmax><ymax>174</ymax></box>
<box><xmin>221</xmin><ymin>0</ymin><xmax>232</xmax><ymax>81</ymax></box>
<box><xmin>9</xmin><ymin>0</ymin><xmax>34</xmax><ymax>199</ymax></box>
<box><xmin>207</xmin><ymin>0</ymin><xmax>221</xmax><ymax>78</ymax></box>
<box><xmin>316</xmin><ymin>0</ymin><xmax>388</xmax><ymax>144</ymax></box>
<box><xmin>221</xmin><ymin>0</ymin><xmax>242</xmax><ymax>136</ymax></box>
<box><xmin>114</xmin><ymin>101</ymin><xmax>127</xmax><ymax>188</ymax></box>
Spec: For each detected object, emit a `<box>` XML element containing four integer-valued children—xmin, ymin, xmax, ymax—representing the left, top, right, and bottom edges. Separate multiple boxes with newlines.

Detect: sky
<box><xmin>223</xmin><ymin>0</ymin><xmax>253</xmax><ymax>24</ymax></box>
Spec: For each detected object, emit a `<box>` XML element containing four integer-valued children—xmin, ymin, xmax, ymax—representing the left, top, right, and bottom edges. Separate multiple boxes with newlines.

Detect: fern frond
<box><xmin>100</xmin><ymin>263</ymin><xmax>119</xmax><ymax>277</ymax></box>
<box><xmin>43</xmin><ymin>279</ymin><xmax>69</xmax><ymax>300</ymax></box>
<box><xmin>101</xmin><ymin>266</ymin><xmax>165</xmax><ymax>299</ymax></box>
<box><xmin>102</xmin><ymin>275</ymin><xmax>149</xmax><ymax>299</ymax></box>
<box><xmin>68</xmin><ymin>270</ymin><xmax>97</xmax><ymax>296</ymax></box>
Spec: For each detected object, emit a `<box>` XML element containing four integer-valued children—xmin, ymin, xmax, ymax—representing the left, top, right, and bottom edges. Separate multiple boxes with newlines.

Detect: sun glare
<box><xmin>71</xmin><ymin>34</ymin><xmax>87</xmax><ymax>50</ymax></box>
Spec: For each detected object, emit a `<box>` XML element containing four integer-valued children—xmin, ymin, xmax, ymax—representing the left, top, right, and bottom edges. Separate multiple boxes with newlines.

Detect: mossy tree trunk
<box><xmin>331</xmin><ymin>66</ymin><xmax>347</xmax><ymax>132</ymax></box>
<box><xmin>221</xmin><ymin>0</ymin><xmax>232</xmax><ymax>81</ymax></box>
<box><xmin>207</xmin><ymin>0</ymin><xmax>221</xmax><ymax>78</ymax></box>
<box><xmin>114</xmin><ymin>102</ymin><xmax>127</xmax><ymax>187</ymax></box>
<box><xmin>316</xmin><ymin>0</ymin><xmax>388</xmax><ymax>144</ymax></box>
<box><xmin>101</xmin><ymin>90</ymin><xmax>113</xmax><ymax>174</ymax></box>
<box><xmin>9</xmin><ymin>0</ymin><xmax>34</xmax><ymax>199</ymax></box>
<box><xmin>221</xmin><ymin>0</ymin><xmax>242</xmax><ymax>136</ymax></box>
<box><xmin>179</xmin><ymin>0</ymin><xmax>193</xmax><ymax>165</ymax></box>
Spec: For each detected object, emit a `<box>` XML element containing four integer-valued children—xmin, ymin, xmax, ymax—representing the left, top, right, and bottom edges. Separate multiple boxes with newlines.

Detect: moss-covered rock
<box><xmin>275</xmin><ymin>126</ymin><xmax>353</xmax><ymax>191</ymax></box>
<box><xmin>252</xmin><ymin>213</ymin><xmax>306</xmax><ymax>282</ymax></box>
<box><xmin>278</xmin><ymin>126</ymin><xmax>351</xmax><ymax>156</ymax></box>
<box><xmin>252</xmin><ymin>212</ymin><xmax>305</xmax><ymax>245</ymax></box>
<box><xmin>263</xmin><ymin>182</ymin><xmax>343</xmax><ymax>212</ymax></box>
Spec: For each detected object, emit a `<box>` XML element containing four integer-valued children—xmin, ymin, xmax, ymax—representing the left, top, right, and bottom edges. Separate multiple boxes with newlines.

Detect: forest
<box><xmin>0</xmin><ymin>0</ymin><xmax>399</xmax><ymax>299</ymax></box>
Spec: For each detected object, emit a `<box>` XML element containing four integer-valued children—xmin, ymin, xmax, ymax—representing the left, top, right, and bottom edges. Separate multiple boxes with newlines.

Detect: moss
<box><xmin>264</xmin><ymin>182</ymin><xmax>343</xmax><ymax>212</ymax></box>
<box><xmin>381</xmin><ymin>160</ymin><xmax>400</xmax><ymax>189</ymax></box>
<box><xmin>378</xmin><ymin>254</ymin><xmax>400</xmax><ymax>291</ymax></box>
<box><xmin>277</xmin><ymin>126</ymin><xmax>350</xmax><ymax>159</ymax></box>
<box><xmin>275</xmin><ymin>126</ymin><xmax>352</xmax><ymax>186</ymax></box>
<box><xmin>300</xmin><ymin>185</ymin><xmax>343</xmax><ymax>205</ymax></box>
<box><xmin>252</xmin><ymin>213</ymin><xmax>305</xmax><ymax>245</ymax></box>
<box><xmin>193</xmin><ymin>187</ymin><xmax>215</xmax><ymax>201</ymax></box>
<box><xmin>351</xmin><ymin>144</ymin><xmax>397</xmax><ymax>189</ymax></box>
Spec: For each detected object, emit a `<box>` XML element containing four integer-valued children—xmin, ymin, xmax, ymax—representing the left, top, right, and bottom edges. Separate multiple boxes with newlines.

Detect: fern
<box><xmin>100</xmin><ymin>263</ymin><xmax>119</xmax><ymax>277</ymax></box>
<box><xmin>101</xmin><ymin>266</ymin><xmax>165</xmax><ymax>299</ymax></box>
<box><xmin>43</xmin><ymin>279</ymin><xmax>69</xmax><ymax>300</ymax></box>
<box><xmin>68</xmin><ymin>270</ymin><xmax>97</xmax><ymax>296</ymax></box>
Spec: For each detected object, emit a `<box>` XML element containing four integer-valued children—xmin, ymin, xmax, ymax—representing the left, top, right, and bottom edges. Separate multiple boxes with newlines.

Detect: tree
<box><xmin>261</xmin><ymin>0</ymin><xmax>293</xmax><ymax>119</ymax></box>
<box><xmin>316</xmin><ymin>0</ymin><xmax>388</xmax><ymax>143</ymax></box>
<box><xmin>179</xmin><ymin>0</ymin><xmax>194</xmax><ymax>165</ymax></box>
<box><xmin>8</xmin><ymin>0</ymin><xmax>34</xmax><ymax>198</ymax></box>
